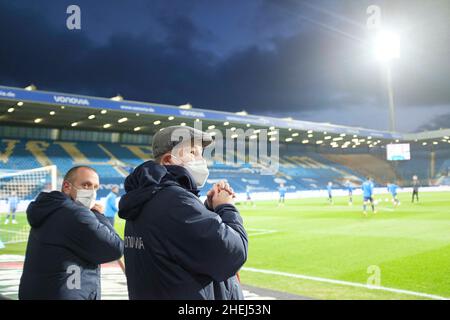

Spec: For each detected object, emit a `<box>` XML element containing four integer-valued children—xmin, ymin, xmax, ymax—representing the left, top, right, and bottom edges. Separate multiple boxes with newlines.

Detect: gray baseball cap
<box><xmin>152</xmin><ymin>125</ymin><xmax>213</xmax><ymax>159</ymax></box>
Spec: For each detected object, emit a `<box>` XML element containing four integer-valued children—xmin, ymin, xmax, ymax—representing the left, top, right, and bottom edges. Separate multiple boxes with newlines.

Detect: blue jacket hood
<box><xmin>118</xmin><ymin>160</ymin><xmax>199</xmax><ymax>221</ymax></box>
<box><xmin>26</xmin><ymin>191</ymin><xmax>73</xmax><ymax>228</ymax></box>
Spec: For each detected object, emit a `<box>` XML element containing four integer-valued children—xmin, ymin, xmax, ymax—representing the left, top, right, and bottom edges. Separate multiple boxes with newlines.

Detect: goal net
<box><xmin>0</xmin><ymin>165</ymin><xmax>57</xmax><ymax>247</ymax></box>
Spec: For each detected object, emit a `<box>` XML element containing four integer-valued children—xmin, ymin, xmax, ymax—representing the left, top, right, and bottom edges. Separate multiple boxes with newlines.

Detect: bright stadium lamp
<box><xmin>24</xmin><ymin>84</ymin><xmax>37</xmax><ymax>91</ymax></box>
<box><xmin>179</xmin><ymin>103</ymin><xmax>192</xmax><ymax>109</ymax></box>
<box><xmin>111</xmin><ymin>94</ymin><xmax>124</xmax><ymax>101</ymax></box>
<box><xmin>373</xmin><ymin>29</ymin><xmax>401</xmax><ymax>132</ymax></box>
<box><xmin>374</xmin><ymin>30</ymin><xmax>400</xmax><ymax>62</ymax></box>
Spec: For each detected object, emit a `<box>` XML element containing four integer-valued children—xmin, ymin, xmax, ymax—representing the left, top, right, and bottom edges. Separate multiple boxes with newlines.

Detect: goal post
<box><xmin>0</xmin><ymin>165</ymin><xmax>57</xmax><ymax>247</ymax></box>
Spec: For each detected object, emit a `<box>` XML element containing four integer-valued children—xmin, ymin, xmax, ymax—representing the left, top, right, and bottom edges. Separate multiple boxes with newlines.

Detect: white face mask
<box><xmin>184</xmin><ymin>159</ymin><xmax>210</xmax><ymax>188</ymax></box>
<box><xmin>172</xmin><ymin>156</ymin><xmax>209</xmax><ymax>188</ymax></box>
<box><xmin>74</xmin><ymin>187</ymin><xmax>97</xmax><ymax>209</ymax></box>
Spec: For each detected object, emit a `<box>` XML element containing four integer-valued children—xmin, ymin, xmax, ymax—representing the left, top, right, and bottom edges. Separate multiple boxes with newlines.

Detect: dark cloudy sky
<box><xmin>0</xmin><ymin>0</ymin><xmax>449</xmax><ymax>132</ymax></box>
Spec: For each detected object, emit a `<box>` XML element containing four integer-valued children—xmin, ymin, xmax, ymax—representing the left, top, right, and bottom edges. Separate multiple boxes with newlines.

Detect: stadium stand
<box><xmin>1</xmin><ymin>137</ymin><xmax>449</xmax><ymax>199</ymax></box>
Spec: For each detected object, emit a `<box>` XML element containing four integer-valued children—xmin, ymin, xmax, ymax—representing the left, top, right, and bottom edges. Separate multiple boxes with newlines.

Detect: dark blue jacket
<box><xmin>18</xmin><ymin>191</ymin><xmax>124</xmax><ymax>300</ymax></box>
<box><xmin>118</xmin><ymin>161</ymin><xmax>248</xmax><ymax>300</ymax></box>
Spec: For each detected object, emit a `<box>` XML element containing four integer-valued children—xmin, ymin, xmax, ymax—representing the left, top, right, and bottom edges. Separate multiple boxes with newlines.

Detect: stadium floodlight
<box><xmin>307</xmin><ymin>130</ymin><xmax>313</xmax><ymax>134</ymax></box>
<box><xmin>285</xmin><ymin>138</ymin><xmax>293</xmax><ymax>142</ymax></box>
<box><xmin>24</xmin><ymin>84</ymin><xmax>36</xmax><ymax>91</ymax></box>
<box><xmin>373</xmin><ymin>30</ymin><xmax>400</xmax><ymax>132</ymax></box>
<box><xmin>250</xmin><ymin>135</ymin><xmax>258</xmax><ymax>140</ymax></box>
<box><xmin>179</xmin><ymin>103</ymin><xmax>192</xmax><ymax>109</ymax></box>
<box><xmin>134</xmin><ymin>127</ymin><xmax>141</xmax><ymax>132</ymax></box>
<box><xmin>230</xmin><ymin>127</ymin><xmax>236</xmax><ymax>131</ymax></box>
<box><xmin>49</xmin><ymin>111</ymin><xmax>55</xmax><ymax>116</ymax></box>
<box><xmin>118</xmin><ymin>117</ymin><xmax>128</xmax><ymax>123</ymax></box>
<box><xmin>307</xmin><ymin>134</ymin><xmax>313</xmax><ymax>138</ymax></box>
<box><xmin>103</xmin><ymin>123</ymin><xmax>112</xmax><ymax>128</ymax></box>
<box><xmin>269</xmin><ymin>126</ymin><xmax>275</xmax><ymax>130</ymax></box>
<box><xmin>88</xmin><ymin>115</ymin><xmax>96</xmax><ymax>120</ymax></box>
<box><xmin>153</xmin><ymin>120</ymin><xmax>161</xmax><ymax>125</ymax></box>
<box><xmin>168</xmin><ymin>116</ymin><xmax>175</xmax><ymax>120</ymax></box>
<box><xmin>302</xmin><ymin>139</ymin><xmax>309</xmax><ymax>144</ymax></box>
<box><xmin>374</xmin><ymin>30</ymin><xmax>400</xmax><ymax>62</ymax></box>
<box><xmin>17</xmin><ymin>101</ymin><xmax>23</xmax><ymax>106</ymax></box>
<box><xmin>253</xmin><ymin>129</ymin><xmax>260</xmax><ymax>134</ymax></box>
<box><xmin>422</xmin><ymin>142</ymin><xmax>427</xmax><ymax>145</ymax></box>
<box><xmin>235</xmin><ymin>110</ymin><xmax>248</xmax><ymax>116</ymax></box>
<box><xmin>71</xmin><ymin>122</ymin><xmax>78</xmax><ymax>127</ymax></box>
<box><xmin>208</xmin><ymin>125</ymin><xmax>216</xmax><ymax>130</ymax></box>
<box><xmin>7</xmin><ymin>108</ymin><xmax>14</xmax><ymax>113</ymax></box>
<box><xmin>269</xmin><ymin>137</ymin><xmax>277</xmax><ymax>142</ymax></box>
<box><xmin>292</xmin><ymin>133</ymin><xmax>299</xmax><ymax>137</ymax></box>
<box><xmin>111</xmin><ymin>94</ymin><xmax>124</xmax><ymax>101</ymax></box>
<box><xmin>34</xmin><ymin>118</ymin><xmax>42</xmax><ymax>123</ymax></box>
<box><xmin>180</xmin><ymin>122</ymin><xmax>186</xmax><ymax>126</ymax></box>
<box><xmin>101</xmin><ymin>109</ymin><xmax>107</xmax><ymax>114</ymax></box>
<box><xmin>246</xmin><ymin>124</ymin><xmax>251</xmax><ymax>127</ymax></box>
<box><xmin>223</xmin><ymin>121</ymin><xmax>230</xmax><ymax>126</ymax></box>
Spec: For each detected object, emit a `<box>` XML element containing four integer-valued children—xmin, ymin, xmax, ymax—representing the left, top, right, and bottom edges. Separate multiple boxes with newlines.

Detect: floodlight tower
<box><xmin>374</xmin><ymin>30</ymin><xmax>400</xmax><ymax>132</ymax></box>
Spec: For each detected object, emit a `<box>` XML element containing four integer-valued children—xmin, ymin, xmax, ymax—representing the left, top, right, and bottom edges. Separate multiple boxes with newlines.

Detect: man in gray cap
<box><xmin>119</xmin><ymin>125</ymin><xmax>248</xmax><ymax>300</ymax></box>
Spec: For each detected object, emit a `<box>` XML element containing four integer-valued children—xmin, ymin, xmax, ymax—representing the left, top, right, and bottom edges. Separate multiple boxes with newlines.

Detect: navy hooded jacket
<box><xmin>18</xmin><ymin>191</ymin><xmax>124</xmax><ymax>300</ymax></box>
<box><xmin>118</xmin><ymin>160</ymin><xmax>248</xmax><ymax>300</ymax></box>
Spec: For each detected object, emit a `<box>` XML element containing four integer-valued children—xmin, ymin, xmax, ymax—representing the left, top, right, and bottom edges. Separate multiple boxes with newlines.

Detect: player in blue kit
<box><xmin>362</xmin><ymin>177</ymin><xmax>376</xmax><ymax>216</ymax></box>
<box><xmin>345</xmin><ymin>180</ymin><xmax>353</xmax><ymax>205</ymax></box>
<box><xmin>326</xmin><ymin>182</ymin><xmax>333</xmax><ymax>204</ymax></box>
<box><xmin>278</xmin><ymin>183</ymin><xmax>287</xmax><ymax>206</ymax></box>
<box><xmin>387</xmin><ymin>182</ymin><xmax>400</xmax><ymax>207</ymax></box>
<box><xmin>245</xmin><ymin>185</ymin><xmax>255</xmax><ymax>207</ymax></box>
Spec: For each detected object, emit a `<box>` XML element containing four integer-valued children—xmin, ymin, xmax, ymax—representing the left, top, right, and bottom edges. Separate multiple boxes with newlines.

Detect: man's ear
<box><xmin>160</xmin><ymin>153</ymin><xmax>173</xmax><ymax>165</ymax></box>
<box><xmin>61</xmin><ymin>180</ymin><xmax>71</xmax><ymax>193</ymax></box>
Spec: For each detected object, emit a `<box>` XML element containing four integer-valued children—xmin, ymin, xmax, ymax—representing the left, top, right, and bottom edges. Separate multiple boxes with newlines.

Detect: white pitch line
<box><xmin>246</xmin><ymin>228</ymin><xmax>278</xmax><ymax>237</ymax></box>
<box><xmin>242</xmin><ymin>267</ymin><xmax>449</xmax><ymax>300</ymax></box>
<box><xmin>377</xmin><ymin>206</ymin><xmax>395</xmax><ymax>212</ymax></box>
<box><xmin>0</xmin><ymin>229</ymin><xmax>28</xmax><ymax>234</ymax></box>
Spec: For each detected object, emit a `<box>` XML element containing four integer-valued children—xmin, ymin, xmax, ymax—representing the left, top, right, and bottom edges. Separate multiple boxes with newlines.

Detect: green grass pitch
<box><xmin>1</xmin><ymin>191</ymin><xmax>449</xmax><ymax>299</ymax></box>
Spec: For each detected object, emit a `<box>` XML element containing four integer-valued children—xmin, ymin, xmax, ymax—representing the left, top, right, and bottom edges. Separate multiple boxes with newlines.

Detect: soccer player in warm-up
<box><xmin>387</xmin><ymin>182</ymin><xmax>400</xmax><ymax>207</ymax></box>
<box><xmin>411</xmin><ymin>175</ymin><xmax>420</xmax><ymax>203</ymax></box>
<box><xmin>345</xmin><ymin>180</ymin><xmax>353</xmax><ymax>205</ymax></box>
<box><xmin>5</xmin><ymin>191</ymin><xmax>18</xmax><ymax>225</ymax></box>
<box><xmin>327</xmin><ymin>182</ymin><xmax>333</xmax><ymax>204</ymax></box>
<box><xmin>362</xmin><ymin>177</ymin><xmax>376</xmax><ymax>216</ymax></box>
<box><xmin>278</xmin><ymin>183</ymin><xmax>287</xmax><ymax>206</ymax></box>
<box><xmin>245</xmin><ymin>185</ymin><xmax>255</xmax><ymax>207</ymax></box>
